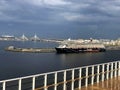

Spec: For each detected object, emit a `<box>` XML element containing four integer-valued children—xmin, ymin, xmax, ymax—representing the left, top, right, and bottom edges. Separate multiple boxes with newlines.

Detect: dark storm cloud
<box><xmin>0</xmin><ymin>0</ymin><xmax>120</xmax><ymax>24</ymax></box>
<box><xmin>0</xmin><ymin>0</ymin><xmax>71</xmax><ymax>23</ymax></box>
<box><xmin>61</xmin><ymin>0</ymin><xmax>120</xmax><ymax>23</ymax></box>
<box><xmin>0</xmin><ymin>0</ymin><xmax>120</xmax><ymax>39</ymax></box>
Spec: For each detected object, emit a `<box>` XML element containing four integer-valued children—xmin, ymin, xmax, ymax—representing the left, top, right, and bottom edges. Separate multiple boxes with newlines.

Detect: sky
<box><xmin>0</xmin><ymin>0</ymin><xmax>120</xmax><ymax>39</ymax></box>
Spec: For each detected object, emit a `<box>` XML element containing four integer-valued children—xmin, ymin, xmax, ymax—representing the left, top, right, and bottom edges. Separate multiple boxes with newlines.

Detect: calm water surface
<box><xmin>0</xmin><ymin>41</ymin><xmax>120</xmax><ymax>80</ymax></box>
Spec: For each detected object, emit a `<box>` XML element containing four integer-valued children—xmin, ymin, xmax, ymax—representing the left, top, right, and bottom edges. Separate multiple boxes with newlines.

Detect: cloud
<box><xmin>0</xmin><ymin>0</ymin><xmax>9</xmax><ymax>10</ymax></box>
<box><xmin>0</xmin><ymin>12</ymin><xmax>15</xmax><ymax>21</ymax></box>
<box><xmin>0</xmin><ymin>0</ymin><xmax>72</xmax><ymax>23</ymax></box>
<box><xmin>0</xmin><ymin>0</ymin><xmax>120</xmax><ymax>39</ymax></box>
<box><xmin>58</xmin><ymin>0</ymin><xmax>120</xmax><ymax>24</ymax></box>
<box><xmin>0</xmin><ymin>0</ymin><xmax>120</xmax><ymax>25</ymax></box>
<box><xmin>0</xmin><ymin>0</ymin><xmax>18</xmax><ymax>21</ymax></box>
<box><xmin>24</xmin><ymin>0</ymin><xmax>71</xmax><ymax>6</ymax></box>
<box><xmin>60</xmin><ymin>13</ymin><xmax>85</xmax><ymax>21</ymax></box>
<box><xmin>60</xmin><ymin>12</ymin><xmax>108</xmax><ymax>23</ymax></box>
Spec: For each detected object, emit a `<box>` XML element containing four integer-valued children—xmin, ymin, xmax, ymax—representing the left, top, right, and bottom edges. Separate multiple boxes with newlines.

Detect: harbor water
<box><xmin>0</xmin><ymin>41</ymin><xmax>120</xmax><ymax>80</ymax></box>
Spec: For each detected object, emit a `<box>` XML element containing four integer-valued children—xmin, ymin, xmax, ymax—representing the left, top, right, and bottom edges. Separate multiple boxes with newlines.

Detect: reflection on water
<box><xmin>58</xmin><ymin>51</ymin><xmax>119</xmax><ymax>69</ymax></box>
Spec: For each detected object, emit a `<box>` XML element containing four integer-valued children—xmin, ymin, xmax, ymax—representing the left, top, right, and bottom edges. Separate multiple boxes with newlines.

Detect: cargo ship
<box><xmin>55</xmin><ymin>39</ymin><xmax>106</xmax><ymax>53</ymax></box>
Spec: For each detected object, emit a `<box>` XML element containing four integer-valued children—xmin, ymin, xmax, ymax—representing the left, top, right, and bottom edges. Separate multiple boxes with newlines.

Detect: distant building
<box><xmin>0</xmin><ymin>35</ymin><xmax>15</xmax><ymax>40</ymax></box>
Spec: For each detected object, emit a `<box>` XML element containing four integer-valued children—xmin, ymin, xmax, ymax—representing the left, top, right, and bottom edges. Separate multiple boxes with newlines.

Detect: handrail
<box><xmin>0</xmin><ymin>60</ymin><xmax>120</xmax><ymax>90</ymax></box>
<box><xmin>0</xmin><ymin>60</ymin><xmax>119</xmax><ymax>82</ymax></box>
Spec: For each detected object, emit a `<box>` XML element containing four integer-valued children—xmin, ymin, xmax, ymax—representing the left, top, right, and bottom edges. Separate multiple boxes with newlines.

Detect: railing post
<box><xmin>18</xmin><ymin>79</ymin><xmax>22</xmax><ymax>90</ymax></box>
<box><xmin>32</xmin><ymin>76</ymin><xmax>35</xmax><ymax>90</ymax></box>
<box><xmin>114</xmin><ymin>62</ymin><xmax>117</xmax><ymax>77</ymax></box>
<box><xmin>79</xmin><ymin>68</ymin><xmax>82</xmax><ymax>89</ymax></box>
<box><xmin>71</xmin><ymin>69</ymin><xmax>74</xmax><ymax>90</ymax></box>
<box><xmin>111</xmin><ymin>63</ymin><xmax>113</xmax><ymax>79</ymax></box>
<box><xmin>106</xmin><ymin>64</ymin><xmax>109</xmax><ymax>80</ymax></box>
<box><xmin>119</xmin><ymin>62</ymin><xmax>120</xmax><ymax>76</ymax></box>
<box><xmin>85</xmin><ymin>67</ymin><xmax>88</xmax><ymax>87</ymax></box>
<box><xmin>44</xmin><ymin>74</ymin><xmax>47</xmax><ymax>90</ymax></box>
<box><xmin>54</xmin><ymin>72</ymin><xmax>57</xmax><ymax>90</ymax></box>
<box><xmin>97</xmin><ymin>65</ymin><xmax>100</xmax><ymax>83</ymax></box>
<box><xmin>63</xmin><ymin>70</ymin><xmax>66</xmax><ymax>90</ymax></box>
<box><xmin>91</xmin><ymin>66</ymin><xmax>94</xmax><ymax>85</ymax></box>
<box><xmin>102</xmin><ymin>64</ymin><xmax>105</xmax><ymax>81</ymax></box>
<box><xmin>3</xmin><ymin>81</ymin><xmax>6</xmax><ymax>90</ymax></box>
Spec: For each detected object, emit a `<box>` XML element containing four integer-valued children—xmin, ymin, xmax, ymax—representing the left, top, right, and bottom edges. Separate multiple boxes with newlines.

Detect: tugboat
<box><xmin>55</xmin><ymin>39</ymin><xmax>106</xmax><ymax>53</ymax></box>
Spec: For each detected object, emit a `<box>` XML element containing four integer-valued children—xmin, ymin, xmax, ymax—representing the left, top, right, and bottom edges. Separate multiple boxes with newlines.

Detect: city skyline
<box><xmin>0</xmin><ymin>0</ymin><xmax>120</xmax><ymax>39</ymax></box>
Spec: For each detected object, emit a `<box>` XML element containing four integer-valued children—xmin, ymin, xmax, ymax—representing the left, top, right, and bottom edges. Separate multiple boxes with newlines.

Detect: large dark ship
<box><xmin>55</xmin><ymin>39</ymin><xmax>106</xmax><ymax>53</ymax></box>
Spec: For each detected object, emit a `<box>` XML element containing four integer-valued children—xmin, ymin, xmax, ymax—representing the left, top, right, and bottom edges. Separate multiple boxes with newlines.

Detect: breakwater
<box><xmin>5</xmin><ymin>46</ymin><xmax>56</xmax><ymax>53</ymax></box>
<box><xmin>5</xmin><ymin>46</ymin><xmax>120</xmax><ymax>53</ymax></box>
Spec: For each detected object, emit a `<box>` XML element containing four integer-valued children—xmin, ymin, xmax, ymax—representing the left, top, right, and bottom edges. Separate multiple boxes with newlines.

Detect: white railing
<box><xmin>0</xmin><ymin>61</ymin><xmax>120</xmax><ymax>90</ymax></box>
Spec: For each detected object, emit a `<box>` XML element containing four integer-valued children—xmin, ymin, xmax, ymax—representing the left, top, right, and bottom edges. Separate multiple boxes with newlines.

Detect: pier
<box><xmin>0</xmin><ymin>61</ymin><xmax>120</xmax><ymax>90</ymax></box>
<box><xmin>5</xmin><ymin>46</ymin><xmax>56</xmax><ymax>53</ymax></box>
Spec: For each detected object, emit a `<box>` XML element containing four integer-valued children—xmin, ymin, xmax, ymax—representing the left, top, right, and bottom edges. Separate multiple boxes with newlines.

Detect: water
<box><xmin>0</xmin><ymin>41</ymin><xmax>120</xmax><ymax>80</ymax></box>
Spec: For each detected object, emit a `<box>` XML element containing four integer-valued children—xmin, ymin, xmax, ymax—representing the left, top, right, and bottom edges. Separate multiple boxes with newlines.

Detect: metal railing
<box><xmin>0</xmin><ymin>61</ymin><xmax>120</xmax><ymax>90</ymax></box>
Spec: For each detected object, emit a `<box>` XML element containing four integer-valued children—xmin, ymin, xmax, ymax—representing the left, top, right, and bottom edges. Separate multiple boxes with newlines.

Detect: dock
<box><xmin>0</xmin><ymin>61</ymin><xmax>120</xmax><ymax>90</ymax></box>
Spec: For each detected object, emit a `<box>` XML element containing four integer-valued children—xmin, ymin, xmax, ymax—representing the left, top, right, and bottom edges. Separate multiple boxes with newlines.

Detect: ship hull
<box><xmin>55</xmin><ymin>48</ymin><xmax>106</xmax><ymax>53</ymax></box>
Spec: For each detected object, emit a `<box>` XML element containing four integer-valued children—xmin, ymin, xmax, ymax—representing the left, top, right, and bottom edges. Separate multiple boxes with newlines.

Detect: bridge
<box><xmin>0</xmin><ymin>61</ymin><xmax>120</xmax><ymax>90</ymax></box>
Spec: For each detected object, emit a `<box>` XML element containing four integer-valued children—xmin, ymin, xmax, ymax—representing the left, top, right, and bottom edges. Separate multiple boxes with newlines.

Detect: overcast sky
<box><xmin>0</xmin><ymin>0</ymin><xmax>120</xmax><ymax>39</ymax></box>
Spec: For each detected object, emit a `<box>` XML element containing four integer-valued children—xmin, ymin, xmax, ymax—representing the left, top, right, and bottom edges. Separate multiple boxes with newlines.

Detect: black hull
<box><xmin>55</xmin><ymin>48</ymin><xmax>106</xmax><ymax>53</ymax></box>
